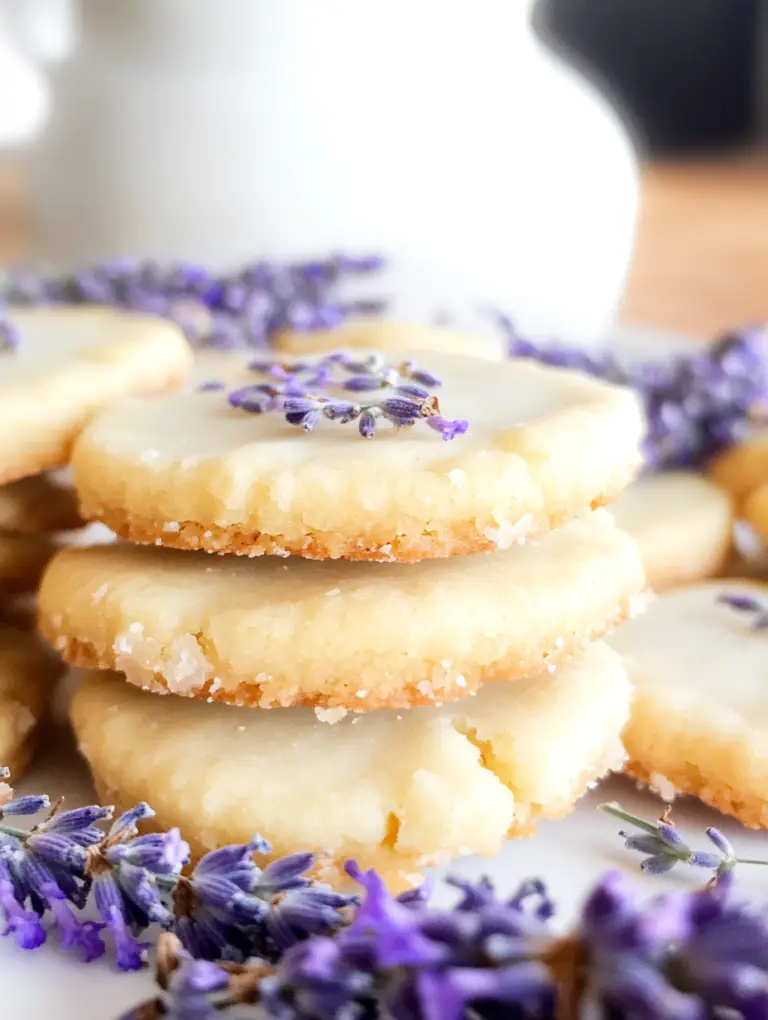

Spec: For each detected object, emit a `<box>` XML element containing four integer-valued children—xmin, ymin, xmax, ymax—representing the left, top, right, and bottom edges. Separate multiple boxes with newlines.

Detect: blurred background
<box><xmin>1</xmin><ymin>0</ymin><xmax>767</xmax><ymax>341</ymax></box>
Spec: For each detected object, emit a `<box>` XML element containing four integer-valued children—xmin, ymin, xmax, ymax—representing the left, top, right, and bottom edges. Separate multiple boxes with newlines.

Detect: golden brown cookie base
<box><xmin>90</xmin><ymin>754</ymin><xmax>608</xmax><ymax>891</ymax></box>
<box><xmin>625</xmin><ymin>759</ymin><xmax>768</xmax><ymax>829</ymax></box>
<box><xmin>47</xmin><ymin>596</ymin><xmax>632</xmax><ymax>712</ymax></box>
<box><xmin>83</xmin><ymin>493</ymin><xmax>614</xmax><ymax>563</ymax></box>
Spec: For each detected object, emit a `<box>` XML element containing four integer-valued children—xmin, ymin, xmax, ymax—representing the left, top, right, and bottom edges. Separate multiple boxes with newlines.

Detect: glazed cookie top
<box><xmin>0</xmin><ymin>306</ymin><xmax>192</xmax><ymax>483</ymax></box>
<box><xmin>71</xmin><ymin>642</ymin><xmax>629</xmax><ymax>871</ymax></box>
<box><xmin>39</xmin><ymin>510</ymin><xmax>644</xmax><ymax>710</ymax></box>
<box><xmin>72</xmin><ymin>349</ymin><xmax>643</xmax><ymax>560</ymax></box>
<box><xmin>610</xmin><ymin>580</ymin><xmax>768</xmax><ymax>732</ymax></box>
<box><xmin>275</xmin><ymin>319</ymin><xmax>506</xmax><ymax>361</ymax></box>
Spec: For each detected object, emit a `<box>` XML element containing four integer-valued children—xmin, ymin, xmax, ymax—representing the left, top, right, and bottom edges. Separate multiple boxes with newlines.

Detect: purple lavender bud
<box><xmin>416</xmin><ymin>962</ymin><xmax>553</xmax><ymax>1020</ymax></box>
<box><xmin>409</xmin><ymin>368</ymin><xmax>441</xmax><ymax>388</ymax></box>
<box><xmin>117</xmin><ymin>862</ymin><xmax>173</xmax><ymax>926</ymax></box>
<box><xmin>0</xmin><ymin>873</ymin><xmax>46</xmax><ymax>950</ymax></box>
<box><xmin>26</xmin><ymin>832</ymin><xmax>87</xmax><ymax>870</ymax></box>
<box><xmin>707</xmin><ymin>827</ymin><xmax>734</xmax><ymax>857</ymax></box>
<box><xmin>228</xmin><ymin>387</ymin><xmax>271</xmax><ymax>414</ymax></box>
<box><xmin>622</xmin><ymin>834</ymin><xmax>668</xmax><ymax>856</ymax></box>
<box><xmin>45</xmin><ymin>805</ymin><xmax>112</xmax><ymax>835</ymax></box>
<box><xmin>41</xmin><ymin>881</ymin><xmax>105</xmax><ymax>962</ymax></box>
<box><xmin>688</xmin><ymin>852</ymin><xmax>724</xmax><ymax>870</ymax></box>
<box><xmin>396</xmin><ymin>879</ymin><xmax>434</xmax><ymax>909</ymax></box>
<box><xmin>196</xmin><ymin>380</ymin><xmax>225</xmax><ymax>393</ymax></box>
<box><xmin>267</xmin><ymin>888</ymin><xmax>352</xmax><ymax>950</ymax></box>
<box><xmin>283</xmin><ymin>397</ymin><xmax>322</xmax><ymax>415</ymax></box>
<box><xmin>359</xmin><ymin>412</ymin><xmax>377</xmax><ymax>439</ymax></box>
<box><xmin>0</xmin><ymin>795</ymin><xmax>50</xmax><ymax>816</ymax></box>
<box><xmin>656</xmin><ymin>823</ymin><xmax>688</xmax><ymax>851</ymax></box>
<box><xmin>395</xmin><ymin>383</ymin><xmax>430</xmax><ymax>400</ymax></box>
<box><xmin>258</xmin><ymin>852</ymin><xmax>314</xmax><ymax>893</ymax></box>
<box><xmin>718</xmin><ymin>592</ymin><xmax>763</xmax><ymax>614</ymax></box>
<box><xmin>107</xmin><ymin>830</ymin><xmax>189</xmax><ymax>875</ymax></box>
<box><xmin>247</xmin><ymin>358</ymin><xmax>279</xmax><ymax>374</ymax></box>
<box><xmin>343</xmin><ymin>375</ymin><xmax>385</xmax><ymax>392</ymax></box>
<box><xmin>378</xmin><ymin>398</ymin><xmax>422</xmax><ymax>425</ymax></box>
<box><xmin>640</xmin><ymin>855</ymin><xmax>678</xmax><ymax>876</ymax></box>
<box><xmin>426</xmin><ymin>416</ymin><xmax>470</xmax><ymax>441</ymax></box>
<box><xmin>323</xmin><ymin>401</ymin><xmax>360</xmax><ymax>422</ymax></box>
<box><xmin>93</xmin><ymin>873</ymin><xmax>146</xmax><ymax>971</ymax></box>
<box><xmin>108</xmin><ymin>803</ymin><xmax>154</xmax><ymax>841</ymax></box>
<box><xmin>285</xmin><ymin>410</ymin><xmax>320</xmax><ymax>431</ymax></box>
<box><xmin>194</xmin><ymin>838</ymin><xmax>270</xmax><ymax>878</ymax></box>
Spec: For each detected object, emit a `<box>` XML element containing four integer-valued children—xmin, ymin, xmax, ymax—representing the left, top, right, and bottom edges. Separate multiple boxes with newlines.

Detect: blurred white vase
<box><xmin>23</xmin><ymin>0</ymin><xmax>639</xmax><ymax>345</ymax></box>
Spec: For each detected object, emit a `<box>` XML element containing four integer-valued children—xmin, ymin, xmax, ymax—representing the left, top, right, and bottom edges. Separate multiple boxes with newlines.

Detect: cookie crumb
<box><xmin>314</xmin><ymin>706</ymin><xmax>347</xmax><ymax>724</ymax></box>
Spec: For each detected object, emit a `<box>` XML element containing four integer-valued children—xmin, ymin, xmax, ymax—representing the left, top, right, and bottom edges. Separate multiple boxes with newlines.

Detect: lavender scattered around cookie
<box><xmin>225</xmin><ymin>352</ymin><xmax>469</xmax><ymax>441</ymax></box>
<box><xmin>4</xmin><ymin>767</ymin><xmax>768</xmax><ymax>1018</ymax></box>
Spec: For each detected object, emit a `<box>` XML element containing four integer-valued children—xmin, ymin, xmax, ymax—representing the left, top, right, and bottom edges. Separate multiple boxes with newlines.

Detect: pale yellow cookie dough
<box><xmin>709</xmin><ymin>431</ymin><xmax>768</xmax><ymax>503</ymax></box>
<box><xmin>39</xmin><ymin>510</ymin><xmax>644</xmax><ymax>710</ymax></box>
<box><xmin>71</xmin><ymin>642</ymin><xmax>630</xmax><ymax>887</ymax></box>
<box><xmin>275</xmin><ymin>320</ymin><xmax>505</xmax><ymax>361</ymax></box>
<box><xmin>0</xmin><ymin>306</ymin><xmax>192</xmax><ymax>484</ymax></box>
<box><xmin>610</xmin><ymin>579</ymin><xmax>768</xmax><ymax>827</ymax></box>
<box><xmin>0</xmin><ymin>624</ymin><xmax>63</xmax><ymax>778</ymax></box>
<box><xmin>611</xmin><ymin>471</ymin><xmax>733</xmax><ymax>591</ymax></box>
<box><xmin>71</xmin><ymin>350</ymin><xmax>643</xmax><ymax>561</ymax></box>
<box><xmin>0</xmin><ymin>474</ymin><xmax>83</xmax><ymax>535</ymax></box>
<box><xmin>0</xmin><ymin>532</ymin><xmax>57</xmax><ymax>594</ymax></box>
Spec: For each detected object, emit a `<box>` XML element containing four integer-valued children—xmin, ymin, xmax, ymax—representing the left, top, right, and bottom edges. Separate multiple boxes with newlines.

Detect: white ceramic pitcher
<box><xmin>23</xmin><ymin>0</ymin><xmax>639</xmax><ymax>345</ymax></box>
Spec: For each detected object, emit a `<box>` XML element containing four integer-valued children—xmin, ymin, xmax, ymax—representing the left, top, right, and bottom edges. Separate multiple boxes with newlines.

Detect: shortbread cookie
<box><xmin>0</xmin><ymin>474</ymin><xmax>83</xmax><ymax>535</ymax></box>
<box><xmin>611</xmin><ymin>472</ymin><xmax>733</xmax><ymax>591</ymax></box>
<box><xmin>0</xmin><ymin>624</ymin><xmax>63</xmax><ymax>778</ymax></box>
<box><xmin>276</xmin><ymin>320</ymin><xmax>505</xmax><ymax>361</ymax></box>
<box><xmin>0</xmin><ymin>532</ymin><xmax>56</xmax><ymax>593</ymax></box>
<box><xmin>39</xmin><ymin>510</ymin><xmax>644</xmax><ymax>710</ymax></box>
<box><xmin>709</xmin><ymin>431</ymin><xmax>768</xmax><ymax>503</ymax></box>
<box><xmin>71</xmin><ymin>642</ymin><xmax>630</xmax><ymax>886</ymax></box>
<box><xmin>71</xmin><ymin>350</ymin><xmax>643</xmax><ymax>561</ymax></box>
<box><xmin>610</xmin><ymin>580</ymin><xmax>768</xmax><ymax>826</ymax></box>
<box><xmin>0</xmin><ymin>306</ymin><xmax>192</xmax><ymax>484</ymax></box>
<box><xmin>742</xmin><ymin>484</ymin><xmax>768</xmax><ymax>546</ymax></box>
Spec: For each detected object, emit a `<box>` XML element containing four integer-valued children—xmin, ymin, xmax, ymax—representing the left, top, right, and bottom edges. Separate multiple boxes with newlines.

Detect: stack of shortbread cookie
<box><xmin>0</xmin><ymin>306</ymin><xmax>192</xmax><ymax>779</ymax></box>
<box><xmin>37</xmin><ymin>340</ymin><xmax>646</xmax><ymax>886</ymax></box>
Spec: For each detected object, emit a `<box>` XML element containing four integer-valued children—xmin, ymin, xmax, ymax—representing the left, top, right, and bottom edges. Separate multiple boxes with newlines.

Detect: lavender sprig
<box><xmin>497</xmin><ymin>312</ymin><xmax>768</xmax><ymax>471</ymax></box>
<box><xmin>2</xmin><ymin>255</ymin><xmax>385</xmax><ymax>351</ymax></box>
<box><xmin>0</xmin><ymin>772</ymin><xmax>353</xmax><ymax>972</ymax></box>
<box><xmin>601</xmin><ymin>802</ymin><xmax>768</xmax><ymax>882</ymax></box>
<box><xmin>227</xmin><ymin>353</ymin><xmax>469</xmax><ymax>441</ymax></box>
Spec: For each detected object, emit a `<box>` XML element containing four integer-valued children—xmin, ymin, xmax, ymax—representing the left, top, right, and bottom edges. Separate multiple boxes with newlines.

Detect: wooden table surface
<box><xmin>2</xmin><ymin>155</ymin><xmax>768</xmax><ymax>337</ymax></box>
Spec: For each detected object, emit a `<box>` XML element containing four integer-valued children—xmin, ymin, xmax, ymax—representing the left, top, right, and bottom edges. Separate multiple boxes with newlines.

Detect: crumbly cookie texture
<box><xmin>610</xmin><ymin>579</ymin><xmax>768</xmax><ymax>827</ymax></box>
<box><xmin>0</xmin><ymin>532</ymin><xmax>57</xmax><ymax>594</ymax></box>
<box><xmin>0</xmin><ymin>624</ymin><xmax>63</xmax><ymax>779</ymax></box>
<box><xmin>0</xmin><ymin>306</ymin><xmax>192</xmax><ymax>484</ymax></box>
<box><xmin>71</xmin><ymin>350</ymin><xmax>643</xmax><ymax>561</ymax></box>
<box><xmin>40</xmin><ymin>510</ymin><xmax>644</xmax><ymax>710</ymax></box>
<box><xmin>0</xmin><ymin>474</ymin><xmax>83</xmax><ymax>535</ymax></box>
<box><xmin>70</xmin><ymin>642</ymin><xmax>630</xmax><ymax>888</ymax></box>
<box><xmin>610</xmin><ymin>471</ymin><xmax>733</xmax><ymax>592</ymax></box>
<box><xmin>275</xmin><ymin>320</ymin><xmax>506</xmax><ymax>361</ymax></box>
<box><xmin>710</xmin><ymin>430</ymin><xmax>768</xmax><ymax>503</ymax></box>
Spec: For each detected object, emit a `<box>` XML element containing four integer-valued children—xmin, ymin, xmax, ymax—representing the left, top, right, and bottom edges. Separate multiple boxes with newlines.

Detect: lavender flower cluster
<box><xmin>5</xmin><ymin>765</ymin><xmax>768</xmax><ymax>1019</ymax></box>
<box><xmin>0</xmin><ymin>771</ymin><xmax>352</xmax><ymax>973</ymax></box>
<box><xmin>0</xmin><ymin>255</ymin><xmax>385</xmax><ymax>349</ymax></box>
<box><xmin>126</xmin><ymin>859</ymin><xmax>768</xmax><ymax>1020</ymax></box>
<box><xmin>497</xmin><ymin>313</ymin><xmax>768</xmax><ymax>471</ymax></box>
<box><xmin>223</xmin><ymin>352</ymin><xmax>468</xmax><ymax>441</ymax></box>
